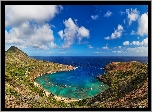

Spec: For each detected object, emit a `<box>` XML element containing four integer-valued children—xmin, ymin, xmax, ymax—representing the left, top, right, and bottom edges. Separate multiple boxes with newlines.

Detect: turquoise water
<box><xmin>35</xmin><ymin>70</ymin><xmax>109</xmax><ymax>99</ymax></box>
<box><xmin>33</xmin><ymin>56</ymin><xmax>148</xmax><ymax>99</ymax></box>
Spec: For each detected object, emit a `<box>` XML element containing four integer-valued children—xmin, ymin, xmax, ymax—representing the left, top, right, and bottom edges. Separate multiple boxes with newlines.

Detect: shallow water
<box><xmin>35</xmin><ymin>70</ymin><xmax>109</xmax><ymax>99</ymax></box>
<box><xmin>33</xmin><ymin>56</ymin><xmax>148</xmax><ymax>99</ymax></box>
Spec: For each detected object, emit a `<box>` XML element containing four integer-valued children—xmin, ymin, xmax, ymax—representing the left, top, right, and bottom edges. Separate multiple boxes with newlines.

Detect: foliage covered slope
<box><xmin>85</xmin><ymin>62</ymin><xmax>148</xmax><ymax>108</ymax></box>
<box><xmin>5</xmin><ymin>46</ymin><xmax>148</xmax><ymax>108</ymax></box>
<box><xmin>5</xmin><ymin>46</ymin><xmax>79</xmax><ymax>108</ymax></box>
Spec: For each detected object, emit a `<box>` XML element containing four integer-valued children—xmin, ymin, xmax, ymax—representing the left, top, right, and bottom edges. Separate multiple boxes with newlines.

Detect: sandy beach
<box><xmin>34</xmin><ymin>82</ymin><xmax>81</xmax><ymax>103</ymax></box>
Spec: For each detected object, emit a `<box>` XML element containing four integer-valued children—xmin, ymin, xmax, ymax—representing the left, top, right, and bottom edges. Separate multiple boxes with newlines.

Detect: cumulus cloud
<box><xmin>91</xmin><ymin>15</ymin><xmax>98</xmax><ymax>20</ymax></box>
<box><xmin>104</xmin><ymin>36</ymin><xmax>110</xmax><ymax>40</ymax></box>
<box><xmin>142</xmin><ymin>37</ymin><xmax>148</xmax><ymax>46</ymax></box>
<box><xmin>123</xmin><ymin>37</ymin><xmax>148</xmax><ymax>46</ymax></box>
<box><xmin>127</xmin><ymin>46</ymin><xmax>148</xmax><ymax>53</ymax></box>
<box><xmin>102</xmin><ymin>46</ymin><xmax>108</xmax><ymax>50</ymax></box>
<box><xmin>58</xmin><ymin>30</ymin><xmax>64</xmax><ymax>39</ymax></box>
<box><xmin>58</xmin><ymin>18</ymin><xmax>90</xmax><ymax>48</ymax></box>
<box><xmin>104</xmin><ymin>24</ymin><xmax>124</xmax><ymax>40</ymax></box>
<box><xmin>5</xmin><ymin>5</ymin><xmax>62</xmax><ymax>27</ymax></box>
<box><xmin>104</xmin><ymin>10</ymin><xmax>112</xmax><ymax>17</ymax></box>
<box><xmin>77</xmin><ymin>26</ymin><xmax>89</xmax><ymax>41</ymax></box>
<box><xmin>137</xmin><ymin>12</ymin><xmax>148</xmax><ymax>36</ymax></box>
<box><xmin>5</xmin><ymin>22</ymin><xmax>56</xmax><ymax>50</ymax></box>
<box><xmin>50</xmin><ymin>42</ymin><xmax>58</xmax><ymax>48</ymax></box>
<box><xmin>123</xmin><ymin>41</ymin><xmax>130</xmax><ymax>45</ymax></box>
<box><xmin>126</xmin><ymin>8</ymin><xmax>140</xmax><ymax>25</ymax></box>
<box><xmin>5</xmin><ymin>5</ymin><xmax>63</xmax><ymax>50</ymax></box>
<box><xmin>131</xmin><ymin>37</ymin><xmax>148</xmax><ymax>46</ymax></box>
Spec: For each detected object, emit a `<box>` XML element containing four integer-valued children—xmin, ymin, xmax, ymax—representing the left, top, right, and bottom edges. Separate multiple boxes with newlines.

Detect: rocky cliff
<box><xmin>87</xmin><ymin>61</ymin><xmax>148</xmax><ymax>108</ymax></box>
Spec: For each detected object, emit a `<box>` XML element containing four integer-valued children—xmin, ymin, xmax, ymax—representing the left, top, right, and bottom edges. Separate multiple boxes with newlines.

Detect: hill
<box><xmin>84</xmin><ymin>62</ymin><xmax>148</xmax><ymax>108</ymax></box>
<box><xmin>5</xmin><ymin>46</ymin><xmax>76</xmax><ymax>108</ymax></box>
<box><xmin>5</xmin><ymin>46</ymin><xmax>148</xmax><ymax>108</ymax></box>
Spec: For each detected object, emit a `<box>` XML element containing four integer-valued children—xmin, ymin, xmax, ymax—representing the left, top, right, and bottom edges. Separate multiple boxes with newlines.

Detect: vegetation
<box><xmin>87</xmin><ymin>62</ymin><xmax>148</xmax><ymax>108</ymax></box>
<box><xmin>5</xmin><ymin>46</ymin><xmax>148</xmax><ymax>108</ymax></box>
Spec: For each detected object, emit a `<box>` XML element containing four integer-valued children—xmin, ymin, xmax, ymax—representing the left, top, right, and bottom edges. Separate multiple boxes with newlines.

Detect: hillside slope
<box><xmin>85</xmin><ymin>62</ymin><xmax>148</xmax><ymax>108</ymax></box>
<box><xmin>5</xmin><ymin>46</ymin><xmax>76</xmax><ymax>108</ymax></box>
<box><xmin>5</xmin><ymin>46</ymin><xmax>148</xmax><ymax>108</ymax></box>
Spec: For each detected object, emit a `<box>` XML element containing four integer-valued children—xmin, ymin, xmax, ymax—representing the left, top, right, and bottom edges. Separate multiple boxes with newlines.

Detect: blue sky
<box><xmin>5</xmin><ymin>5</ymin><xmax>148</xmax><ymax>56</ymax></box>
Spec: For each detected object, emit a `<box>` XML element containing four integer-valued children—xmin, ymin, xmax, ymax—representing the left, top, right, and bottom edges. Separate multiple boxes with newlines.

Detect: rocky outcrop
<box><xmin>90</xmin><ymin>61</ymin><xmax>148</xmax><ymax>108</ymax></box>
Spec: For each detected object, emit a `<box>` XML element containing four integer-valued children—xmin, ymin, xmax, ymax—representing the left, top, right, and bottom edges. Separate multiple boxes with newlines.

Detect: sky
<box><xmin>5</xmin><ymin>5</ymin><xmax>148</xmax><ymax>56</ymax></box>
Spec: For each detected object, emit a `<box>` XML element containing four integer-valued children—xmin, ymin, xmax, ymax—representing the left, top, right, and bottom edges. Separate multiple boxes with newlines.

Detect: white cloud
<box><xmin>39</xmin><ymin>45</ymin><xmax>49</xmax><ymax>50</ymax></box>
<box><xmin>131</xmin><ymin>41</ymin><xmax>141</xmax><ymax>45</ymax></box>
<box><xmin>50</xmin><ymin>42</ymin><xmax>58</xmax><ymax>48</ymax></box>
<box><xmin>126</xmin><ymin>8</ymin><xmax>140</xmax><ymax>25</ymax></box>
<box><xmin>137</xmin><ymin>12</ymin><xmax>148</xmax><ymax>36</ymax></box>
<box><xmin>58</xmin><ymin>18</ymin><xmax>89</xmax><ymax>48</ymax></box>
<box><xmin>131</xmin><ymin>37</ymin><xmax>148</xmax><ymax>46</ymax></box>
<box><xmin>127</xmin><ymin>46</ymin><xmax>148</xmax><ymax>54</ymax></box>
<box><xmin>88</xmin><ymin>45</ymin><xmax>93</xmax><ymax>49</ymax></box>
<box><xmin>91</xmin><ymin>15</ymin><xmax>98</xmax><ymax>20</ymax></box>
<box><xmin>120</xmin><ymin>10</ymin><xmax>125</xmax><ymax>15</ymax></box>
<box><xmin>112</xmin><ymin>51</ymin><xmax>116</xmax><ymax>53</ymax></box>
<box><xmin>123</xmin><ymin>41</ymin><xmax>130</xmax><ymax>45</ymax></box>
<box><xmin>77</xmin><ymin>26</ymin><xmax>89</xmax><ymax>41</ymax></box>
<box><xmin>130</xmin><ymin>30</ymin><xmax>136</xmax><ymax>35</ymax></box>
<box><xmin>102</xmin><ymin>46</ymin><xmax>108</xmax><ymax>50</ymax></box>
<box><xmin>123</xmin><ymin>37</ymin><xmax>148</xmax><ymax>46</ymax></box>
<box><xmin>104</xmin><ymin>10</ymin><xmax>112</xmax><ymax>17</ymax></box>
<box><xmin>5</xmin><ymin>5</ymin><xmax>63</xmax><ymax>27</ymax></box>
<box><xmin>5</xmin><ymin>22</ymin><xmax>56</xmax><ymax>50</ymax></box>
<box><xmin>58</xmin><ymin>18</ymin><xmax>78</xmax><ymax>48</ymax></box>
<box><xmin>105</xmin><ymin>24</ymin><xmax>124</xmax><ymax>40</ymax></box>
<box><xmin>104</xmin><ymin>36</ymin><xmax>110</xmax><ymax>40</ymax></box>
<box><xmin>5</xmin><ymin>5</ymin><xmax>63</xmax><ymax>50</ymax></box>
<box><xmin>58</xmin><ymin>30</ymin><xmax>64</xmax><ymax>39</ymax></box>
<box><xmin>142</xmin><ymin>37</ymin><xmax>148</xmax><ymax>46</ymax></box>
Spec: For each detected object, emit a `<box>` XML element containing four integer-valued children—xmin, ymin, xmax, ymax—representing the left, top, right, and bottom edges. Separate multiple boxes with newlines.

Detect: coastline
<box><xmin>34</xmin><ymin>82</ymin><xmax>80</xmax><ymax>103</ymax></box>
<box><xmin>34</xmin><ymin>65</ymin><xmax>76</xmax><ymax>81</ymax></box>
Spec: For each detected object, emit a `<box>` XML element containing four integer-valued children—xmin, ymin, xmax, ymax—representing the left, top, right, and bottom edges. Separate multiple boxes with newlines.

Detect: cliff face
<box><xmin>88</xmin><ymin>61</ymin><xmax>148</xmax><ymax>108</ymax></box>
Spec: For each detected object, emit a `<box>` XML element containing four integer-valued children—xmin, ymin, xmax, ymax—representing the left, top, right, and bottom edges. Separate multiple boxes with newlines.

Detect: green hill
<box><xmin>5</xmin><ymin>46</ymin><xmax>76</xmax><ymax>108</ymax></box>
<box><xmin>5</xmin><ymin>46</ymin><xmax>148</xmax><ymax>108</ymax></box>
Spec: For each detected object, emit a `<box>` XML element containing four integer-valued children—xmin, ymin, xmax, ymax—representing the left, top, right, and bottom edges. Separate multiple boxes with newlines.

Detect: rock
<box><xmin>90</xmin><ymin>61</ymin><xmax>148</xmax><ymax>108</ymax></box>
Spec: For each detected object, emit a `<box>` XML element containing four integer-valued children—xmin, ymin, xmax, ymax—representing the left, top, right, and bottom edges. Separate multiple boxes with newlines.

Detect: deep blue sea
<box><xmin>30</xmin><ymin>56</ymin><xmax>148</xmax><ymax>99</ymax></box>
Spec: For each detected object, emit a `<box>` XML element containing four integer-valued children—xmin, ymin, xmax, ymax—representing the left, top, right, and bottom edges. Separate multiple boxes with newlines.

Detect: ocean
<box><xmin>30</xmin><ymin>56</ymin><xmax>148</xmax><ymax>99</ymax></box>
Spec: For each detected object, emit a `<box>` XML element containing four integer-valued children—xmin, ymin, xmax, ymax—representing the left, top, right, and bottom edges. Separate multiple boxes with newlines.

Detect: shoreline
<box><xmin>35</xmin><ymin>65</ymin><xmax>76</xmax><ymax>80</ymax></box>
<box><xmin>34</xmin><ymin>82</ymin><xmax>80</xmax><ymax>103</ymax></box>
